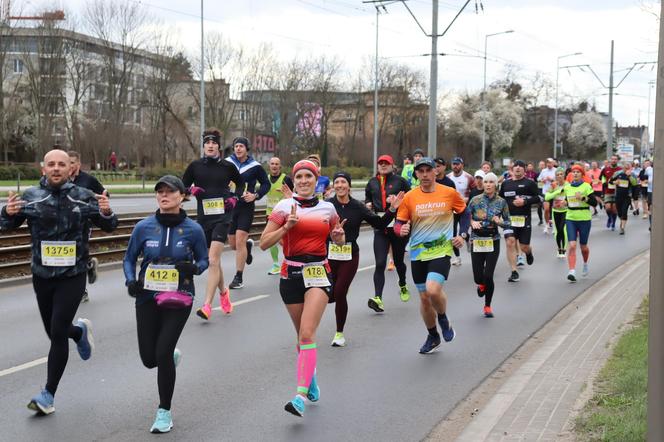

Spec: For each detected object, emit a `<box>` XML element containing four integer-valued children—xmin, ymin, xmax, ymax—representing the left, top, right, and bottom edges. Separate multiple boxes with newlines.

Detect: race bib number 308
<box><xmin>41</xmin><ymin>241</ymin><xmax>76</xmax><ymax>267</ymax></box>
<box><xmin>202</xmin><ymin>198</ymin><xmax>225</xmax><ymax>215</ymax></box>
<box><xmin>144</xmin><ymin>264</ymin><xmax>179</xmax><ymax>292</ymax></box>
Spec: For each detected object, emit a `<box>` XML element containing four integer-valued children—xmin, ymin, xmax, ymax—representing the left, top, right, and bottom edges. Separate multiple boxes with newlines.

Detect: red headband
<box><xmin>571</xmin><ymin>164</ymin><xmax>585</xmax><ymax>174</ymax></box>
<box><xmin>292</xmin><ymin>160</ymin><xmax>319</xmax><ymax>178</ymax></box>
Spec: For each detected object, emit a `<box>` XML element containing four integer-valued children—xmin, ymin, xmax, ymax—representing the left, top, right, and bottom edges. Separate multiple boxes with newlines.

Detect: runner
<box><xmin>645</xmin><ymin>160</ymin><xmax>654</xmax><ymax>229</ymax></box>
<box><xmin>535</xmin><ymin>160</ymin><xmax>546</xmax><ymax>225</ymax></box>
<box><xmin>639</xmin><ymin>159</ymin><xmax>652</xmax><ymax>219</ymax></box>
<box><xmin>266</xmin><ymin>157</ymin><xmax>294</xmax><ymax>275</ymax></box>
<box><xmin>587</xmin><ymin>161</ymin><xmax>603</xmax><ymax>216</ymax></box>
<box><xmin>394</xmin><ymin>158</ymin><xmax>467</xmax><ymax>354</ymax></box>
<box><xmin>259</xmin><ymin>159</ymin><xmax>346</xmax><ymax>417</ymax></box>
<box><xmin>226</xmin><ymin>136</ymin><xmax>270</xmax><ymax>289</ymax></box>
<box><xmin>123</xmin><ymin>175</ymin><xmax>209</xmax><ymax>433</ymax></box>
<box><xmin>434</xmin><ymin>157</ymin><xmax>456</xmax><ymax>189</ymax></box>
<box><xmin>327</xmin><ymin>171</ymin><xmax>404</xmax><ymax>347</ymax></box>
<box><xmin>468</xmin><ymin>172</ymin><xmax>511</xmax><ymax>318</ymax></box>
<box><xmin>499</xmin><ymin>159</ymin><xmax>541</xmax><ymax>282</ymax></box>
<box><xmin>537</xmin><ymin>158</ymin><xmax>557</xmax><ymax>234</ymax></box>
<box><xmin>306</xmin><ymin>154</ymin><xmax>331</xmax><ymax>199</ymax></box>
<box><xmin>364</xmin><ymin>154</ymin><xmax>411</xmax><ymax>312</ymax></box>
<box><xmin>0</xmin><ymin>148</ymin><xmax>117</xmax><ymax>415</ymax></box>
<box><xmin>401</xmin><ymin>153</ymin><xmax>416</xmax><ymax>187</ymax></box>
<box><xmin>183</xmin><ymin>129</ymin><xmax>243</xmax><ymax>319</ymax></box>
<box><xmin>631</xmin><ymin>160</ymin><xmax>642</xmax><ymax>215</ymax></box>
<box><xmin>608</xmin><ymin>162</ymin><xmax>638</xmax><ymax>235</ymax></box>
<box><xmin>446</xmin><ymin>157</ymin><xmax>475</xmax><ymax>266</ymax></box>
<box><xmin>525</xmin><ymin>162</ymin><xmax>541</xmax><ymax>226</ymax></box>
<box><xmin>544</xmin><ymin>168</ymin><xmax>569</xmax><ymax>258</ymax></box>
<box><xmin>600</xmin><ymin>154</ymin><xmax>622</xmax><ymax>231</ymax></box>
<box><xmin>469</xmin><ymin>170</ymin><xmax>485</xmax><ymax>200</ymax></box>
<box><xmin>480</xmin><ymin>161</ymin><xmax>493</xmax><ymax>174</ymax></box>
<box><xmin>68</xmin><ymin>150</ymin><xmax>107</xmax><ymax>303</ymax></box>
<box><xmin>560</xmin><ymin>165</ymin><xmax>596</xmax><ymax>282</ymax></box>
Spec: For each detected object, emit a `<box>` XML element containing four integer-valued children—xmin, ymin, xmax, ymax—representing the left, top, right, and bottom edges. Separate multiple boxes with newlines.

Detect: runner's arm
<box><xmin>181</xmin><ymin>163</ymin><xmax>195</xmax><ymax>188</ymax></box>
<box><xmin>255</xmin><ymin>166</ymin><xmax>271</xmax><ymax>199</ymax></box>
<box><xmin>123</xmin><ymin>224</ymin><xmax>142</xmax><ymax>284</ymax></box>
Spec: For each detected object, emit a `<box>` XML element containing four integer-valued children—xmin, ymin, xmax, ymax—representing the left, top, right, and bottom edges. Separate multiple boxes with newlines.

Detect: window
<box><xmin>239</xmin><ymin>109</ymin><xmax>249</xmax><ymax>121</ymax></box>
<box><xmin>13</xmin><ymin>59</ymin><xmax>24</xmax><ymax>73</ymax></box>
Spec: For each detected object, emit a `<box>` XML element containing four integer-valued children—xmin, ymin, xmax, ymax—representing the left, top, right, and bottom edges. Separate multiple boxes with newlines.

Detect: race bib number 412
<box><xmin>144</xmin><ymin>264</ymin><xmax>179</xmax><ymax>292</ymax></box>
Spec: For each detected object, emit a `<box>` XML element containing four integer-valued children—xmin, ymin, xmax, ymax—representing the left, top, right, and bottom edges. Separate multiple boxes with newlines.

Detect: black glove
<box><xmin>174</xmin><ymin>261</ymin><xmax>198</xmax><ymax>278</ymax></box>
<box><xmin>127</xmin><ymin>280</ymin><xmax>144</xmax><ymax>298</ymax></box>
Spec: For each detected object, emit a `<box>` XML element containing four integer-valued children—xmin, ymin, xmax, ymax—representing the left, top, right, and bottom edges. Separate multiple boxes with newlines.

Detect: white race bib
<box><xmin>202</xmin><ymin>198</ymin><xmax>225</xmax><ymax>215</ymax></box>
<box><xmin>144</xmin><ymin>264</ymin><xmax>179</xmax><ymax>292</ymax></box>
<box><xmin>328</xmin><ymin>243</ymin><xmax>352</xmax><ymax>261</ymax></box>
<box><xmin>41</xmin><ymin>241</ymin><xmax>76</xmax><ymax>267</ymax></box>
<box><xmin>511</xmin><ymin>215</ymin><xmax>526</xmax><ymax>228</ymax></box>
<box><xmin>473</xmin><ymin>237</ymin><xmax>494</xmax><ymax>253</ymax></box>
<box><xmin>567</xmin><ymin>196</ymin><xmax>581</xmax><ymax>208</ymax></box>
<box><xmin>302</xmin><ymin>264</ymin><xmax>330</xmax><ymax>288</ymax></box>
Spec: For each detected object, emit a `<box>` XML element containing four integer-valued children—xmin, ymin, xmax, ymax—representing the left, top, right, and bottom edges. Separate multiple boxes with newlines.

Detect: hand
<box><xmin>451</xmin><ymin>235</ymin><xmax>465</xmax><ymax>249</ymax></box>
<box><xmin>4</xmin><ymin>191</ymin><xmax>24</xmax><ymax>216</ymax></box>
<box><xmin>281</xmin><ymin>184</ymin><xmax>293</xmax><ymax>199</ymax></box>
<box><xmin>386</xmin><ymin>194</ymin><xmax>396</xmax><ymax>205</ymax></box>
<box><xmin>95</xmin><ymin>193</ymin><xmax>112</xmax><ymax>216</ymax></box>
<box><xmin>190</xmin><ymin>186</ymin><xmax>205</xmax><ymax>197</ymax></box>
<box><xmin>174</xmin><ymin>261</ymin><xmax>198</xmax><ymax>277</ymax></box>
<box><xmin>285</xmin><ymin>204</ymin><xmax>299</xmax><ymax>231</ymax></box>
<box><xmin>330</xmin><ymin>219</ymin><xmax>347</xmax><ymax>244</ymax></box>
<box><xmin>225</xmin><ymin>196</ymin><xmax>238</xmax><ymax>210</ymax></box>
<box><xmin>491</xmin><ymin>215</ymin><xmax>502</xmax><ymax>225</ymax></box>
<box><xmin>399</xmin><ymin>221</ymin><xmax>411</xmax><ymax>237</ymax></box>
<box><xmin>471</xmin><ymin>220</ymin><xmax>482</xmax><ymax>230</ymax></box>
<box><xmin>242</xmin><ymin>192</ymin><xmax>257</xmax><ymax>203</ymax></box>
<box><xmin>389</xmin><ymin>191</ymin><xmax>405</xmax><ymax>210</ymax></box>
<box><xmin>365</xmin><ymin>202</ymin><xmax>373</xmax><ymax>211</ymax></box>
<box><xmin>513</xmin><ymin>197</ymin><xmax>525</xmax><ymax>207</ymax></box>
<box><xmin>127</xmin><ymin>280</ymin><xmax>144</xmax><ymax>298</ymax></box>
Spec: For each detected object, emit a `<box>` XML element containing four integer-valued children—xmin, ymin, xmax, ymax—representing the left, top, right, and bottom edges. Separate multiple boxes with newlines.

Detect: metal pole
<box><xmin>607</xmin><ymin>40</ymin><xmax>614</xmax><ymax>159</ymax></box>
<box><xmin>481</xmin><ymin>34</ymin><xmax>487</xmax><ymax>162</ymax></box>
<box><xmin>373</xmin><ymin>7</ymin><xmax>379</xmax><ymax>176</ymax></box>
<box><xmin>647</xmin><ymin>80</ymin><xmax>655</xmax><ymax>157</ymax></box>
<box><xmin>554</xmin><ymin>57</ymin><xmax>560</xmax><ymax>158</ymax></box>
<box><xmin>427</xmin><ymin>0</ymin><xmax>438</xmax><ymax>159</ymax></box>
<box><xmin>199</xmin><ymin>0</ymin><xmax>205</xmax><ymax>158</ymax></box>
<box><xmin>647</xmin><ymin>3</ymin><xmax>664</xmax><ymax>439</ymax></box>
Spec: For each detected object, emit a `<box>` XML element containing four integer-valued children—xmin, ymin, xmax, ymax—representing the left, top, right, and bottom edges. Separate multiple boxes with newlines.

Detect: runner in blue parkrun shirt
<box><xmin>225</xmin><ymin>136</ymin><xmax>270</xmax><ymax>289</ymax></box>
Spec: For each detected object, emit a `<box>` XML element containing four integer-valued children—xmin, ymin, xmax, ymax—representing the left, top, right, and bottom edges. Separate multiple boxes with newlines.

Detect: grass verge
<box><xmin>574</xmin><ymin>297</ymin><xmax>648</xmax><ymax>441</ymax></box>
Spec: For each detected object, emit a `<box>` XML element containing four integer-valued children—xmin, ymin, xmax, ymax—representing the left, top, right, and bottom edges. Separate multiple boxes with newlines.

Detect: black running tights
<box><xmin>373</xmin><ymin>229</ymin><xmax>407</xmax><ymax>298</ymax></box>
<box><xmin>330</xmin><ymin>251</ymin><xmax>360</xmax><ymax>332</ymax></box>
<box><xmin>470</xmin><ymin>241</ymin><xmax>500</xmax><ymax>307</ymax></box>
<box><xmin>553</xmin><ymin>211</ymin><xmax>567</xmax><ymax>251</ymax></box>
<box><xmin>32</xmin><ymin>273</ymin><xmax>85</xmax><ymax>396</ymax></box>
<box><xmin>136</xmin><ymin>302</ymin><xmax>191</xmax><ymax>410</ymax></box>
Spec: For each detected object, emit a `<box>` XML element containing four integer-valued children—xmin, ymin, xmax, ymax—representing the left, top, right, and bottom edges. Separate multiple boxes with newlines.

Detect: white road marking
<box><xmin>358</xmin><ymin>265</ymin><xmax>376</xmax><ymax>272</ymax></box>
<box><xmin>0</xmin><ymin>357</ymin><xmax>47</xmax><ymax>378</ymax></box>
<box><xmin>212</xmin><ymin>294</ymin><xmax>270</xmax><ymax>311</ymax></box>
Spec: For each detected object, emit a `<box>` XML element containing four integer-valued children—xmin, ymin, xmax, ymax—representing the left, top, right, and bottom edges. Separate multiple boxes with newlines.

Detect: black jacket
<box><xmin>72</xmin><ymin>170</ymin><xmax>106</xmax><ymax>195</ymax></box>
<box><xmin>364</xmin><ymin>172</ymin><xmax>411</xmax><ymax>213</ymax></box>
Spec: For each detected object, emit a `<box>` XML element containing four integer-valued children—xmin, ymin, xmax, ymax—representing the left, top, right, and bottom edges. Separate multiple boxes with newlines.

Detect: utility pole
<box><xmin>427</xmin><ymin>0</ymin><xmax>438</xmax><ymax>158</ymax></box>
<box><xmin>373</xmin><ymin>7</ymin><xmax>379</xmax><ymax>175</ymax></box>
<box><xmin>199</xmin><ymin>0</ymin><xmax>205</xmax><ymax>158</ymax></box>
<box><xmin>647</xmin><ymin>79</ymin><xmax>655</xmax><ymax>157</ymax></box>
<box><xmin>607</xmin><ymin>40</ymin><xmax>614</xmax><ymax>160</ymax></box>
<box><xmin>647</xmin><ymin>4</ymin><xmax>664</xmax><ymax>440</ymax></box>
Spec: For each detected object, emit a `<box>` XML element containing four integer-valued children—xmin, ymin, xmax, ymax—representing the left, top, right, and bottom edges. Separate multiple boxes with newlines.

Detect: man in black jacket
<box><xmin>364</xmin><ymin>154</ymin><xmax>411</xmax><ymax>312</ymax></box>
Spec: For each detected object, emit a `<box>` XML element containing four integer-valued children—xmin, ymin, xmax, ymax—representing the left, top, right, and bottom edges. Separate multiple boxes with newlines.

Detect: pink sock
<box><xmin>568</xmin><ymin>250</ymin><xmax>577</xmax><ymax>270</ymax></box>
<box><xmin>296</xmin><ymin>341</ymin><xmax>317</xmax><ymax>396</ymax></box>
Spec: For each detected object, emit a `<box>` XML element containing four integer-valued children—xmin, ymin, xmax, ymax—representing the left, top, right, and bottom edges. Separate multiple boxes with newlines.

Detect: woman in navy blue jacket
<box><xmin>123</xmin><ymin>175</ymin><xmax>209</xmax><ymax>434</ymax></box>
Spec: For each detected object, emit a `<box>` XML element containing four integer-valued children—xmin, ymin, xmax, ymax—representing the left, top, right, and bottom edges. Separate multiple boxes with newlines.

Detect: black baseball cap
<box><xmin>154</xmin><ymin>175</ymin><xmax>186</xmax><ymax>193</ymax></box>
<box><xmin>434</xmin><ymin>157</ymin><xmax>446</xmax><ymax>166</ymax></box>
<box><xmin>451</xmin><ymin>157</ymin><xmax>464</xmax><ymax>164</ymax></box>
<box><xmin>413</xmin><ymin>148</ymin><xmax>425</xmax><ymax>156</ymax></box>
<box><xmin>414</xmin><ymin>157</ymin><xmax>436</xmax><ymax>170</ymax></box>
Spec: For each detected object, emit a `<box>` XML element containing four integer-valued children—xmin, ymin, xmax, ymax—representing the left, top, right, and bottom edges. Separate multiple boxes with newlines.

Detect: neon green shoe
<box><xmin>368</xmin><ymin>296</ymin><xmax>384</xmax><ymax>312</ymax></box>
<box><xmin>399</xmin><ymin>285</ymin><xmax>411</xmax><ymax>302</ymax></box>
<box><xmin>268</xmin><ymin>264</ymin><xmax>281</xmax><ymax>275</ymax></box>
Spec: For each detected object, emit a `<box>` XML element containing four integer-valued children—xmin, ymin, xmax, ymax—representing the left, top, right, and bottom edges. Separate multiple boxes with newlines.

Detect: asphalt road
<box><xmin>0</xmin><ymin>215</ymin><xmax>651</xmax><ymax>441</ymax></box>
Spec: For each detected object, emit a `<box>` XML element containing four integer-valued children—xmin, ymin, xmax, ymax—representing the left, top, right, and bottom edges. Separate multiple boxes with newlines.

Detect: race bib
<box><xmin>202</xmin><ymin>198</ymin><xmax>225</xmax><ymax>215</ymax></box>
<box><xmin>41</xmin><ymin>241</ymin><xmax>76</xmax><ymax>267</ymax></box>
<box><xmin>328</xmin><ymin>243</ymin><xmax>352</xmax><ymax>261</ymax></box>
<box><xmin>567</xmin><ymin>196</ymin><xmax>581</xmax><ymax>208</ymax></box>
<box><xmin>617</xmin><ymin>179</ymin><xmax>629</xmax><ymax>188</ymax></box>
<box><xmin>537</xmin><ymin>181</ymin><xmax>544</xmax><ymax>189</ymax></box>
<box><xmin>267</xmin><ymin>195</ymin><xmax>281</xmax><ymax>209</ymax></box>
<box><xmin>511</xmin><ymin>215</ymin><xmax>526</xmax><ymax>227</ymax></box>
<box><xmin>473</xmin><ymin>237</ymin><xmax>494</xmax><ymax>253</ymax></box>
<box><xmin>302</xmin><ymin>265</ymin><xmax>330</xmax><ymax>288</ymax></box>
<box><xmin>144</xmin><ymin>264</ymin><xmax>179</xmax><ymax>292</ymax></box>
<box><xmin>607</xmin><ymin>183</ymin><xmax>616</xmax><ymax>190</ymax></box>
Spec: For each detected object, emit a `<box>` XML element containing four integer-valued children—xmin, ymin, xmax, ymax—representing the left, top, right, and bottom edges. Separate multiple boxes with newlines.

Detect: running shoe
<box><xmin>477</xmin><ymin>284</ymin><xmax>486</xmax><ymax>297</ymax></box>
<box><xmin>246</xmin><ymin>239</ymin><xmax>254</xmax><ymax>265</ymax></box>
<box><xmin>27</xmin><ymin>389</ymin><xmax>54</xmax><ymax>415</ymax></box>
<box><xmin>567</xmin><ymin>270</ymin><xmax>577</xmax><ymax>283</ymax></box>
<box><xmin>419</xmin><ymin>334</ymin><xmax>441</xmax><ymax>354</ymax></box>
<box><xmin>451</xmin><ymin>256</ymin><xmax>462</xmax><ymax>266</ymax></box>
<box><xmin>582</xmin><ymin>263</ymin><xmax>589</xmax><ymax>277</ymax></box>
<box><xmin>75</xmin><ymin>318</ymin><xmax>94</xmax><ymax>361</ymax></box>
<box><xmin>399</xmin><ymin>284</ymin><xmax>411</xmax><ymax>302</ymax></box>
<box><xmin>220</xmin><ymin>288</ymin><xmax>233</xmax><ymax>314</ymax></box>
<box><xmin>526</xmin><ymin>253</ymin><xmax>534</xmax><ymax>265</ymax></box>
<box><xmin>331</xmin><ymin>332</ymin><xmax>346</xmax><ymax>347</ymax></box>
<box><xmin>538</xmin><ymin>220</ymin><xmax>543</xmax><ymax>226</ymax></box>
<box><xmin>81</xmin><ymin>289</ymin><xmax>89</xmax><ymax>303</ymax></box>
<box><xmin>620</xmin><ymin>228</ymin><xmax>625</xmax><ymax>235</ymax></box>
<box><xmin>483</xmin><ymin>306</ymin><xmax>494</xmax><ymax>318</ymax></box>
<box><xmin>196</xmin><ymin>303</ymin><xmax>212</xmax><ymax>320</ymax></box>
<box><xmin>229</xmin><ymin>274</ymin><xmax>244</xmax><ymax>289</ymax></box>
<box><xmin>517</xmin><ymin>255</ymin><xmax>525</xmax><ymax>267</ymax></box>
<box><xmin>439</xmin><ymin>320</ymin><xmax>455</xmax><ymax>343</ymax></box>
<box><xmin>173</xmin><ymin>348</ymin><xmax>182</xmax><ymax>367</ymax></box>
<box><xmin>268</xmin><ymin>264</ymin><xmax>281</xmax><ymax>275</ymax></box>
<box><xmin>508</xmin><ymin>271</ymin><xmax>520</xmax><ymax>282</ymax></box>
<box><xmin>285</xmin><ymin>395</ymin><xmax>305</xmax><ymax>417</ymax></box>
<box><xmin>150</xmin><ymin>408</ymin><xmax>173</xmax><ymax>433</ymax></box>
<box><xmin>387</xmin><ymin>260</ymin><xmax>395</xmax><ymax>271</ymax></box>
<box><xmin>368</xmin><ymin>296</ymin><xmax>384</xmax><ymax>313</ymax></box>
<box><xmin>606</xmin><ymin>218</ymin><xmax>611</xmax><ymax>228</ymax></box>
<box><xmin>307</xmin><ymin>373</ymin><xmax>320</xmax><ymax>402</ymax></box>
<box><xmin>87</xmin><ymin>257</ymin><xmax>98</xmax><ymax>284</ymax></box>
<box><xmin>543</xmin><ymin>225</ymin><xmax>550</xmax><ymax>234</ymax></box>
<box><xmin>643</xmin><ymin>214</ymin><xmax>649</xmax><ymax>219</ymax></box>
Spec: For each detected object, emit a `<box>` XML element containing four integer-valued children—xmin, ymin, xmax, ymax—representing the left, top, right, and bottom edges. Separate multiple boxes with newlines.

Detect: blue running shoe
<box><xmin>419</xmin><ymin>334</ymin><xmax>441</xmax><ymax>354</ymax></box>
<box><xmin>284</xmin><ymin>395</ymin><xmax>305</xmax><ymax>417</ymax></box>
<box><xmin>27</xmin><ymin>389</ymin><xmax>55</xmax><ymax>415</ymax></box>
<box><xmin>75</xmin><ymin>318</ymin><xmax>94</xmax><ymax>361</ymax></box>
<box><xmin>307</xmin><ymin>372</ymin><xmax>320</xmax><ymax>402</ymax></box>
<box><xmin>150</xmin><ymin>408</ymin><xmax>173</xmax><ymax>433</ymax></box>
<box><xmin>438</xmin><ymin>314</ymin><xmax>456</xmax><ymax>342</ymax></box>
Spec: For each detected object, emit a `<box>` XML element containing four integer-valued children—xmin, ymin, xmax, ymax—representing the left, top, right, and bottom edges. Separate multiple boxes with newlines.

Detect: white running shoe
<box><xmin>582</xmin><ymin>263</ymin><xmax>589</xmax><ymax>277</ymax></box>
<box><xmin>331</xmin><ymin>332</ymin><xmax>346</xmax><ymax>347</ymax></box>
<box><xmin>451</xmin><ymin>256</ymin><xmax>462</xmax><ymax>266</ymax></box>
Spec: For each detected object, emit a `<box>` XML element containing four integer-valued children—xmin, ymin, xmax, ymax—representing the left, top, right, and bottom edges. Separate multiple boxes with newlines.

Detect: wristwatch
<box><xmin>460</xmin><ymin>232</ymin><xmax>468</xmax><ymax>240</ymax></box>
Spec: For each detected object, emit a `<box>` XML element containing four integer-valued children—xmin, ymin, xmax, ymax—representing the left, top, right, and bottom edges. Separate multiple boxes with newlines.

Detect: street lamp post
<box><xmin>199</xmin><ymin>0</ymin><xmax>205</xmax><ymax>158</ymax></box>
<box><xmin>481</xmin><ymin>30</ymin><xmax>513</xmax><ymax>163</ymax></box>
<box><xmin>646</xmin><ymin>79</ymin><xmax>656</xmax><ymax>158</ymax></box>
<box><xmin>554</xmin><ymin>52</ymin><xmax>582</xmax><ymax>158</ymax></box>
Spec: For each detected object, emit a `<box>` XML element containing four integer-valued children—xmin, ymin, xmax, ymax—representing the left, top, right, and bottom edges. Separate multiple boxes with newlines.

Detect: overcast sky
<box><xmin>24</xmin><ymin>0</ymin><xmax>662</xmax><ymax>135</ymax></box>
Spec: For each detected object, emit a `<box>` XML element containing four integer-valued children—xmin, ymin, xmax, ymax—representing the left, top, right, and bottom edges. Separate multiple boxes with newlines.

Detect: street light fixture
<box><xmin>481</xmin><ymin>30</ymin><xmax>513</xmax><ymax>163</ymax></box>
<box><xmin>553</xmin><ymin>52</ymin><xmax>582</xmax><ymax>158</ymax></box>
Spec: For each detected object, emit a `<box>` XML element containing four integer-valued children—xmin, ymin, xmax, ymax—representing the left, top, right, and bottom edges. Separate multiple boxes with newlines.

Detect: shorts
<box><xmin>507</xmin><ymin>226</ymin><xmax>532</xmax><ymax>245</ymax></box>
<box><xmin>203</xmin><ymin>222</ymin><xmax>229</xmax><ymax>246</ymax></box>
<box><xmin>603</xmin><ymin>194</ymin><xmax>616</xmax><ymax>204</ymax></box>
<box><xmin>631</xmin><ymin>187</ymin><xmax>641</xmax><ymax>200</ymax></box>
<box><xmin>279</xmin><ymin>264</ymin><xmax>333</xmax><ymax>305</ymax></box>
<box><xmin>641</xmin><ymin>187</ymin><xmax>649</xmax><ymax>199</ymax></box>
<box><xmin>411</xmin><ymin>257</ymin><xmax>451</xmax><ymax>293</ymax></box>
<box><xmin>616</xmin><ymin>198</ymin><xmax>630</xmax><ymax>220</ymax></box>
<box><xmin>230</xmin><ymin>202</ymin><xmax>255</xmax><ymax>234</ymax></box>
<box><xmin>593</xmin><ymin>190</ymin><xmax>603</xmax><ymax>199</ymax></box>
<box><xmin>565</xmin><ymin>220</ymin><xmax>591</xmax><ymax>245</ymax></box>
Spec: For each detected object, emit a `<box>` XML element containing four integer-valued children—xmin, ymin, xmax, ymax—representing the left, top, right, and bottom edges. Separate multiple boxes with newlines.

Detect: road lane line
<box><xmin>212</xmin><ymin>294</ymin><xmax>269</xmax><ymax>311</ymax></box>
<box><xmin>0</xmin><ymin>357</ymin><xmax>47</xmax><ymax>378</ymax></box>
<box><xmin>358</xmin><ymin>265</ymin><xmax>376</xmax><ymax>272</ymax></box>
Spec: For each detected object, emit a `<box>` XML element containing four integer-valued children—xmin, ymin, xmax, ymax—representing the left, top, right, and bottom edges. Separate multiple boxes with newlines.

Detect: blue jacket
<box><xmin>226</xmin><ymin>154</ymin><xmax>270</xmax><ymax>204</ymax></box>
<box><xmin>0</xmin><ymin>178</ymin><xmax>118</xmax><ymax>279</ymax></box>
<box><xmin>123</xmin><ymin>213</ymin><xmax>209</xmax><ymax>305</ymax></box>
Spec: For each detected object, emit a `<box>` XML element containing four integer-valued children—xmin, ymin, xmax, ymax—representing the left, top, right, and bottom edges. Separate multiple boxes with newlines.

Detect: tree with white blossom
<box><xmin>566</xmin><ymin>111</ymin><xmax>607</xmax><ymax>158</ymax></box>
